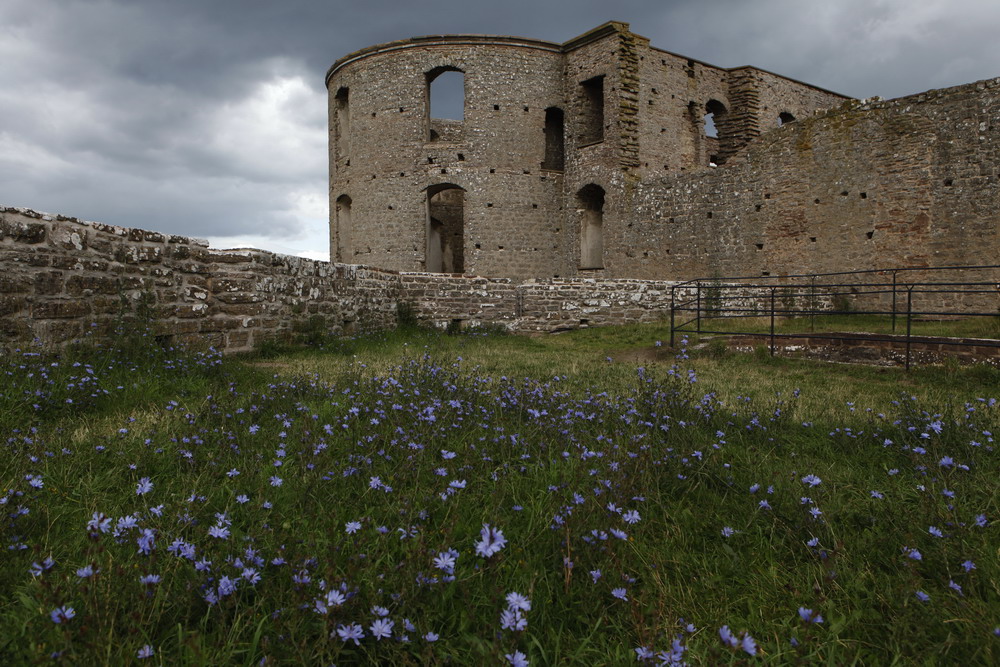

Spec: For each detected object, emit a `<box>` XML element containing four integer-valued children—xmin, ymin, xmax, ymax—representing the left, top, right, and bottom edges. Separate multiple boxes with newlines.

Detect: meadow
<box><xmin>1</xmin><ymin>320</ymin><xmax>998</xmax><ymax>665</ymax></box>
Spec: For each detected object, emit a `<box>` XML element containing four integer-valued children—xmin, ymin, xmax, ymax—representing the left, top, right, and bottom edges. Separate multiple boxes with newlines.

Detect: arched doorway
<box><xmin>425</xmin><ymin>184</ymin><xmax>465</xmax><ymax>273</ymax></box>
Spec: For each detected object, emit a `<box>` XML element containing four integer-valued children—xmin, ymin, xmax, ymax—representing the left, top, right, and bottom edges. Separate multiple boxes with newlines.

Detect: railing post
<box><xmin>770</xmin><ymin>287</ymin><xmax>776</xmax><ymax>357</ymax></box>
<box><xmin>809</xmin><ymin>276</ymin><xmax>816</xmax><ymax>333</ymax></box>
<box><xmin>891</xmin><ymin>270</ymin><xmax>898</xmax><ymax>333</ymax></box>
<box><xmin>905</xmin><ymin>284</ymin><xmax>913</xmax><ymax>371</ymax></box>
<box><xmin>669</xmin><ymin>284</ymin><xmax>676</xmax><ymax>348</ymax></box>
<box><xmin>695</xmin><ymin>281</ymin><xmax>701</xmax><ymax>335</ymax></box>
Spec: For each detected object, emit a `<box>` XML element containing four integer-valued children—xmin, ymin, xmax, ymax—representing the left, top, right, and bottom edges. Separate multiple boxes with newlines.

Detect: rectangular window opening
<box><xmin>579</xmin><ymin>76</ymin><xmax>605</xmax><ymax>145</ymax></box>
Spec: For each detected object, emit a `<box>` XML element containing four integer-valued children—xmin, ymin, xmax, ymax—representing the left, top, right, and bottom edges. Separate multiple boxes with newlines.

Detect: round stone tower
<box><xmin>326</xmin><ymin>34</ymin><xmax>572</xmax><ymax>277</ymax></box>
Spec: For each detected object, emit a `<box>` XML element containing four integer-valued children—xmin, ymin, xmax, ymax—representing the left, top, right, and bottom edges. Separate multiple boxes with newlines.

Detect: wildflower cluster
<box><xmin>1</xmin><ymin>332</ymin><xmax>997</xmax><ymax>663</ymax></box>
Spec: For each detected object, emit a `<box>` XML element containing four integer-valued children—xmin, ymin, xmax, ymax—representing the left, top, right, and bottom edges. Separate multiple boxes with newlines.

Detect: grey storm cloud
<box><xmin>1</xmin><ymin>0</ymin><xmax>998</xmax><ymax>256</ymax></box>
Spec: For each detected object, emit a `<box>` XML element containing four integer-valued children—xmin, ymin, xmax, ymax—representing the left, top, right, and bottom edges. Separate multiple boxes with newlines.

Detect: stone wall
<box><xmin>0</xmin><ymin>207</ymin><xmax>698</xmax><ymax>352</ymax></box>
<box><xmin>623</xmin><ymin>78</ymin><xmax>1000</xmax><ymax>281</ymax></box>
<box><xmin>0</xmin><ymin>207</ymin><xmax>400</xmax><ymax>352</ymax></box>
<box><xmin>399</xmin><ymin>273</ymin><xmax>683</xmax><ymax>332</ymax></box>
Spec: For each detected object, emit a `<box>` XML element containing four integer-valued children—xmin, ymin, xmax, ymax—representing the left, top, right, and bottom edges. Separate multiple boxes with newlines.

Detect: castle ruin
<box><xmin>328</xmin><ymin>21</ymin><xmax>998</xmax><ymax>281</ymax></box>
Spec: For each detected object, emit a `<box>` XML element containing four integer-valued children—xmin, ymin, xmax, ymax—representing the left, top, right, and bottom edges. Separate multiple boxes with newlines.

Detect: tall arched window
<box><xmin>335</xmin><ymin>195</ymin><xmax>353</xmax><ymax>262</ymax></box>
<box><xmin>577</xmin><ymin>184</ymin><xmax>605</xmax><ymax>269</ymax></box>
<box><xmin>426</xmin><ymin>184</ymin><xmax>465</xmax><ymax>273</ymax></box>
<box><xmin>427</xmin><ymin>67</ymin><xmax>465</xmax><ymax>142</ymax></box>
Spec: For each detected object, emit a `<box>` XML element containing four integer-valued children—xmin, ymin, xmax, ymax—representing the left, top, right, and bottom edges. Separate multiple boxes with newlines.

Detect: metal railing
<box><xmin>669</xmin><ymin>265</ymin><xmax>1000</xmax><ymax>369</ymax></box>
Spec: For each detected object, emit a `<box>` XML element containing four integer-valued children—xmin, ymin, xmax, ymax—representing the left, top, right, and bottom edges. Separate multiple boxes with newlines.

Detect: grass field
<box><xmin>1</xmin><ymin>322</ymin><xmax>998</xmax><ymax>664</ymax></box>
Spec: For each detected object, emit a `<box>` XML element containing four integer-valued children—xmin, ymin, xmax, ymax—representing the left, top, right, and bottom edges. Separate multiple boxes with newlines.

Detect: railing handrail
<box><xmin>673</xmin><ymin>264</ymin><xmax>1000</xmax><ymax>289</ymax></box>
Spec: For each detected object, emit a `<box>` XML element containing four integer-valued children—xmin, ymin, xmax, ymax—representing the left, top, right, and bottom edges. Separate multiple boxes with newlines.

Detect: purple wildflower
<box><xmin>500</xmin><ymin>608</ymin><xmax>527</xmax><ymax>631</ymax></box>
<box><xmin>137</xmin><ymin>645</ymin><xmax>154</xmax><ymax>659</ymax></box>
<box><xmin>506</xmin><ymin>591</ymin><xmax>531</xmax><ymax>612</ymax></box>
<box><xmin>433</xmin><ymin>551</ymin><xmax>456</xmax><ymax>573</ymax></box>
<box><xmin>370</xmin><ymin>617</ymin><xmax>394</xmax><ymax>640</ymax></box>
<box><xmin>798</xmin><ymin>607</ymin><xmax>823</xmax><ymax>624</ymax></box>
<box><xmin>611</xmin><ymin>587</ymin><xmax>628</xmax><ymax>601</ymax></box>
<box><xmin>137</xmin><ymin>528</ymin><xmax>155</xmax><ymax>555</ymax></box>
<box><xmin>336</xmin><ymin>623</ymin><xmax>365</xmax><ymax>645</ymax></box>
<box><xmin>136</xmin><ymin>477</ymin><xmax>153</xmax><ymax>496</ymax></box>
<box><xmin>50</xmin><ymin>606</ymin><xmax>75</xmax><ymax>624</ymax></box>
<box><xmin>87</xmin><ymin>512</ymin><xmax>111</xmax><ymax>536</ymax></box>
<box><xmin>475</xmin><ymin>523</ymin><xmax>507</xmax><ymax>558</ymax></box>
<box><xmin>208</xmin><ymin>525</ymin><xmax>230</xmax><ymax>540</ymax></box>
<box><xmin>505</xmin><ymin>650</ymin><xmax>530</xmax><ymax>667</ymax></box>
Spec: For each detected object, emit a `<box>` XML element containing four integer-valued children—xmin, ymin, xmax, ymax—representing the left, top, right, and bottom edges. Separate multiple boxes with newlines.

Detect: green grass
<box><xmin>1</xmin><ymin>324</ymin><xmax>998</xmax><ymax>664</ymax></box>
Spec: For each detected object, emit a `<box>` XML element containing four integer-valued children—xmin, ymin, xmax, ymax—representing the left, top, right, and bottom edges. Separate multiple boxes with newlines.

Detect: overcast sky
<box><xmin>2</xmin><ymin>0</ymin><xmax>998</xmax><ymax>261</ymax></box>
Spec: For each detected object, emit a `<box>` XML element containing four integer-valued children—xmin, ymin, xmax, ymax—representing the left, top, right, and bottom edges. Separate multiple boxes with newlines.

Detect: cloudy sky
<box><xmin>2</xmin><ymin>0</ymin><xmax>997</xmax><ymax>261</ymax></box>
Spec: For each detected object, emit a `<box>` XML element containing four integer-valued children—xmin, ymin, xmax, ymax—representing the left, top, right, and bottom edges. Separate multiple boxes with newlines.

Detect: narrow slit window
<box><xmin>580</xmin><ymin>76</ymin><xmax>605</xmax><ymax>145</ymax></box>
<box><xmin>542</xmin><ymin>107</ymin><xmax>565</xmax><ymax>171</ymax></box>
<box><xmin>335</xmin><ymin>87</ymin><xmax>350</xmax><ymax>160</ymax></box>
<box><xmin>335</xmin><ymin>194</ymin><xmax>353</xmax><ymax>262</ymax></box>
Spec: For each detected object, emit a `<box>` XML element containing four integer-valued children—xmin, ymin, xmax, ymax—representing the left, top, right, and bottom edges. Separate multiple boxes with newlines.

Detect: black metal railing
<box><xmin>669</xmin><ymin>265</ymin><xmax>1000</xmax><ymax>369</ymax></box>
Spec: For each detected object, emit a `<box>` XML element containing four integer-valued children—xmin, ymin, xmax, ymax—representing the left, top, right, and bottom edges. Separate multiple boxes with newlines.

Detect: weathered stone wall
<box><xmin>0</xmin><ymin>207</ymin><xmax>701</xmax><ymax>352</ymax></box>
<box><xmin>623</xmin><ymin>78</ymin><xmax>1000</xmax><ymax>280</ymax></box>
<box><xmin>399</xmin><ymin>273</ymin><xmax>683</xmax><ymax>332</ymax></box>
<box><xmin>0</xmin><ymin>208</ymin><xmax>400</xmax><ymax>352</ymax></box>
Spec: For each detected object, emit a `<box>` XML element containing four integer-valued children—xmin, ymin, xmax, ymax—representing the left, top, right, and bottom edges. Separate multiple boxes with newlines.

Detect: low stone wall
<box><xmin>722</xmin><ymin>332</ymin><xmax>1000</xmax><ymax>367</ymax></box>
<box><xmin>400</xmin><ymin>273</ymin><xmax>682</xmax><ymax>332</ymax></box>
<box><xmin>0</xmin><ymin>207</ymin><xmax>399</xmax><ymax>352</ymax></box>
<box><xmin>1</xmin><ymin>208</ymin><xmax>698</xmax><ymax>353</ymax></box>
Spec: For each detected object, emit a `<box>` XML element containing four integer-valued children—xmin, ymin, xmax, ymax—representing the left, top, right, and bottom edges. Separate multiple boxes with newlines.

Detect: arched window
<box><xmin>426</xmin><ymin>184</ymin><xmax>465</xmax><ymax>273</ymax></box>
<box><xmin>542</xmin><ymin>107</ymin><xmax>565</xmax><ymax>171</ymax></box>
<box><xmin>427</xmin><ymin>67</ymin><xmax>464</xmax><ymax>142</ymax></box>
<box><xmin>577</xmin><ymin>184</ymin><xmax>605</xmax><ymax>269</ymax></box>
<box><xmin>335</xmin><ymin>195</ymin><xmax>353</xmax><ymax>262</ymax></box>
<box><xmin>778</xmin><ymin>111</ymin><xmax>796</xmax><ymax>126</ymax></box>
